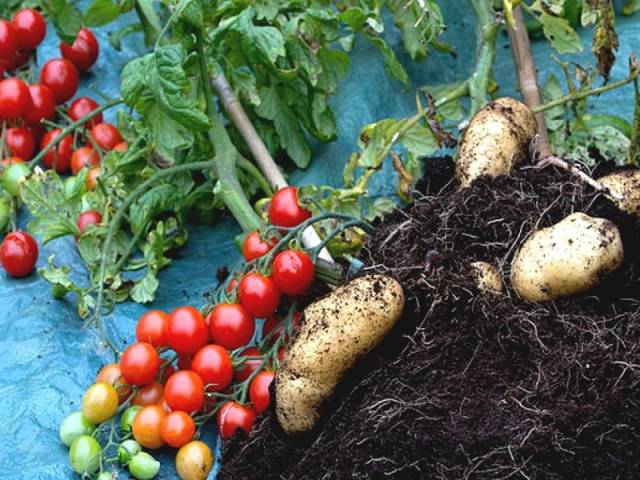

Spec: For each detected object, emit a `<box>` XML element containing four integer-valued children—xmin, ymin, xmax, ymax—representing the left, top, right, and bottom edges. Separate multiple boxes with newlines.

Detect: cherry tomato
<box><xmin>0</xmin><ymin>156</ymin><xmax>24</xmax><ymax>167</ymax></box>
<box><xmin>158</xmin><ymin>397</ymin><xmax>172</xmax><ymax>413</ymax></box>
<box><xmin>178</xmin><ymin>356</ymin><xmax>192</xmax><ymax>371</ymax></box>
<box><xmin>132</xmin><ymin>405</ymin><xmax>166</xmax><ymax>449</ymax></box>
<box><xmin>24</xmin><ymin>84</ymin><xmax>55</xmax><ymax>125</ymax></box>
<box><xmin>160</xmin><ymin>411</ymin><xmax>195</xmax><ymax>448</ymax></box>
<box><xmin>60</xmin><ymin>28</ymin><xmax>99</xmax><ymax>71</ymax></box>
<box><xmin>113</xmin><ymin>142</ymin><xmax>128</xmax><ymax>153</ymax></box>
<box><xmin>164</xmin><ymin>370</ymin><xmax>205</xmax><ymax>414</ymax></box>
<box><xmin>242</xmin><ymin>231</ymin><xmax>275</xmax><ymax>261</ymax></box>
<box><xmin>133</xmin><ymin>382</ymin><xmax>164</xmax><ymax>407</ymax></box>
<box><xmin>191</xmin><ymin>345</ymin><xmax>233</xmax><ymax>393</ymax></box>
<box><xmin>96</xmin><ymin>363</ymin><xmax>131</xmax><ymax>404</ymax></box>
<box><xmin>238</xmin><ymin>273</ymin><xmax>281</xmax><ymax>318</ymax></box>
<box><xmin>70</xmin><ymin>147</ymin><xmax>99</xmax><ymax>175</ymax></box>
<box><xmin>120</xmin><ymin>342</ymin><xmax>161</xmax><ymax>386</ymax></box>
<box><xmin>90</xmin><ymin>123</ymin><xmax>123</xmax><ymax>151</ymax></box>
<box><xmin>277</xmin><ymin>346</ymin><xmax>286</xmax><ymax>361</ymax></box>
<box><xmin>262</xmin><ymin>311</ymin><xmax>302</xmax><ymax>344</ymax></box>
<box><xmin>268</xmin><ymin>186</ymin><xmax>311</xmax><ymax>228</ymax></box>
<box><xmin>0</xmin><ymin>65</ymin><xmax>4</xmax><ymax>78</ymax></box>
<box><xmin>216</xmin><ymin>402</ymin><xmax>256</xmax><ymax>439</ymax></box>
<box><xmin>136</xmin><ymin>310</ymin><xmax>169</xmax><ymax>347</ymax></box>
<box><xmin>82</xmin><ymin>382</ymin><xmax>119</xmax><ymax>424</ymax></box>
<box><xmin>5</xmin><ymin>127</ymin><xmax>35</xmax><ymax>161</ymax></box>
<box><xmin>167</xmin><ymin>306</ymin><xmax>209</xmax><ymax>356</ymax></box>
<box><xmin>249</xmin><ymin>370</ymin><xmax>274</xmax><ymax>414</ymax></box>
<box><xmin>68</xmin><ymin>97</ymin><xmax>102</xmax><ymax>129</ymax></box>
<box><xmin>40</xmin><ymin>129</ymin><xmax>73</xmax><ymax>173</ymax></box>
<box><xmin>0</xmin><ymin>231</ymin><xmax>38</xmax><ymax>277</ymax></box>
<box><xmin>0</xmin><ymin>20</ymin><xmax>18</xmax><ymax>59</ymax></box>
<box><xmin>226</xmin><ymin>277</ymin><xmax>238</xmax><ymax>295</ymax></box>
<box><xmin>0</xmin><ymin>50</ymin><xmax>29</xmax><ymax>72</ymax></box>
<box><xmin>40</xmin><ymin>58</ymin><xmax>79</xmax><ymax>104</ymax></box>
<box><xmin>207</xmin><ymin>304</ymin><xmax>254</xmax><ymax>350</ymax></box>
<box><xmin>234</xmin><ymin>347</ymin><xmax>263</xmax><ymax>383</ymax></box>
<box><xmin>0</xmin><ymin>78</ymin><xmax>30</xmax><ymax>119</ymax></box>
<box><xmin>85</xmin><ymin>166</ymin><xmax>101</xmax><ymax>191</ymax></box>
<box><xmin>12</xmin><ymin>9</ymin><xmax>46</xmax><ymax>51</ymax></box>
<box><xmin>27</xmin><ymin>123</ymin><xmax>45</xmax><ymax>143</ymax></box>
<box><xmin>76</xmin><ymin>210</ymin><xmax>102</xmax><ymax>236</ymax></box>
<box><xmin>271</xmin><ymin>250</ymin><xmax>315</xmax><ymax>296</ymax></box>
<box><xmin>1</xmin><ymin>162</ymin><xmax>29</xmax><ymax>197</ymax></box>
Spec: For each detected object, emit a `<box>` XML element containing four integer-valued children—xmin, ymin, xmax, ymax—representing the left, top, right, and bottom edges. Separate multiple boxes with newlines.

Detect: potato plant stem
<box><xmin>629</xmin><ymin>79</ymin><xmax>640</xmax><ymax>165</ymax></box>
<box><xmin>468</xmin><ymin>0</ymin><xmax>500</xmax><ymax>116</ymax></box>
<box><xmin>28</xmin><ymin>97</ymin><xmax>124</xmax><ymax>169</ymax></box>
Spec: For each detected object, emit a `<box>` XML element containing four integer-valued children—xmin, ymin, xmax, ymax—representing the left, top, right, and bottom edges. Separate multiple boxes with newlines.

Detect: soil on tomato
<box><xmin>219</xmin><ymin>159</ymin><xmax>640</xmax><ymax>480</ymax></box>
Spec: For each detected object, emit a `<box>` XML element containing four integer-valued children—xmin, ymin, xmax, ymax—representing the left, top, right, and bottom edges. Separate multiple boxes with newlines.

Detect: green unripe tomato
<box><xmin>2</xmin><ymin>163</ymin><xmax>30</xmax><ymax>197</ymax></box>
<box><xmin>129</xmin><ymin>452</ymin><xmax>160</xmax><ymax>480</ymax></box>
<box><xmin>97</xmin><ymin>472</ymin><xmax>115</xmax><ymax>480</ymax></box>
<box><xmin>0</xmin><ymin>195</ymin><xmax>11</xmax><ymax>232</ymax></box>
<box><xmin>59</xmin><ymin>412</ymin><xmax>96</xmax><ymax>447</ymax></box>
<box><xmin>120</xmin><ymin>405</ymin><xmax>142</xmax><ymax>433</ymax></box>
<box><xmin>68</xmin><ymin>435</ymin><xmax>101</xmax><ymax>475</ymax></box>
<box><xmin>118</xmin><ymin>439</ymin><xmax>142</xmax><ymax>465</ymax></box>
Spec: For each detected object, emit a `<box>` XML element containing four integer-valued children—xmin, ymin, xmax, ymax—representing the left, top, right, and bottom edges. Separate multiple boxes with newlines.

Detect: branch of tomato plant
<box><xmin>629</xmin><ymin>75</ymin><xmax>640</xmax><ymax>165</ymax></box>
<box><xmin>210</xmin><ymin>74</ymin><xmax>335</xmax><ymax>264</ymax></box>
<box><xmin>28</xmin><ymin>98</ymin><xmax>124</xmax><ymax>169</ymax></box>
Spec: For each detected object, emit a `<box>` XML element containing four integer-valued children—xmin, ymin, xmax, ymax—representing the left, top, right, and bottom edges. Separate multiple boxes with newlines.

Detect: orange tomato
<box><xmin>160</xmin><ymin>411</ymin><xmax>195</xmax><ymax>448</ymax></box>
<box><xmin>132</xmin><ymin>405</ymin><xmax>166</xmax><ymax>449</ymax></box>
<box><xmin>85</xmin><ymin>166</ymin><xmax>100</xmax><ymax>190</ymax></box>
<box><xmin>132</xmin><ymin>381</ymin><xmax>164</xmax><ymax>406</ymax></box>
<box><xmin>96</xmin><ymin>363</ymin><xmax>131</xmax><ymax>404</ymax></box>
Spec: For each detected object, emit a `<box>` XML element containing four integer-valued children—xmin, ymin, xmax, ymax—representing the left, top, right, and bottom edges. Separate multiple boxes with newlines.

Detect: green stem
<box><xmin>29</xmin><ymin>98</ymin><xmax>124</xmax><ymax>169</ymax></box>
<box><xmin>468</xmin><ymin>0</ymin><xmax>500</xmax><ymax>116</ymax></box>
<box><xmin>629</xmin><ymin>78</ymin><xmax>640</xmax><ymax>165</ymax></box>
<box><xmin>237</xmin><ymin>156</ymin><xmax>273</xmax><ymax>197</ymax></box>
<box><xmin>532</xmin><ymin>70</ymin><xmax>640</xmax><ymax>113</ymax></box>
<box><xmin>196</xmin><ymin>33</ymin><xmax>262</xmax><ymax>232</ymax></box>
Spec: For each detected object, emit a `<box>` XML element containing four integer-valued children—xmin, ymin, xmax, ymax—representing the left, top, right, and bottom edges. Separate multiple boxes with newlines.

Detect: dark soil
<box><xmin>219</xmin><ymin>161</ymin><xmax>640</xmax><ymax>480</ymax></box>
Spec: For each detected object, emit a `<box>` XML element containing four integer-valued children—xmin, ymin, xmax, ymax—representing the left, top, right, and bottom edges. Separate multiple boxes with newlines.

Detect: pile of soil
<box><xmin>219</xmin><ymin>161</ymin><xmax>640</xmax><ymax>480</ymax></box>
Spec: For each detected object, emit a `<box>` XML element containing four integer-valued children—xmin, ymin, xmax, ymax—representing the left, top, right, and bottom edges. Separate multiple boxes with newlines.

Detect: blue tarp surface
<box><xmin>0</xmin><ymin>2</ymin><xmax>638</xmax><ymax>478</ymax></box>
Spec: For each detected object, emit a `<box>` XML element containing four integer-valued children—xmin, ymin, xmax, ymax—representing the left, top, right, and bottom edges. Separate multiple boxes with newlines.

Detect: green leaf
<box><xmin>385</xmin><ymin>0</ymin><xmax>446</xmax><ymax>60</ymax></box>
<box><xmin>316</xmin><ymin>48</ymin><xmax>350</xmax><ymax>93</ymax></box>
<box><xmin>130</xmin><ymin>184</ymin><xmax>183</xmax><ymax>234</ymax></box>
<box><xmin>623</xmin><ymin>0</ymin><xmax>640</xmax><ymax>15</ymax></box>
<box><xmin>41</xmin><ymin>0</ymin><xmax>83</xmax><ymax>44</ymax></box>
<box><xmin>365</xmin><ymin>34</ymin><xmax>409</xmax><ymax>85</ymax></box>
<box><xmin>146</xmin><ymin>105</ymin><xmax>195</xmax><ymax>162</ymax></box>
<box><xmin>84</xmin><ymin>0</ymin><xmax>121</xmax><ymax>27</ymax></box>
<box><xmin>229</xmin><ymin>10</ymin><xmax>286</xmax><ymax>65</ymax></box>
<box><xmin>542</xmin><ymin>74</ymin><xmax>565</xmax><ymax>131</ymax></box>
<box><xmin>536</xmin><ymin>12</ymin><xmax>583</xmax><ymax>54</ymax></box>
<box><xmin>130</xmin><ymin>273</ymin><xmax>159</xmax><ymax>303</ymax></box>
<box><xmin>403</xmin><ymin>124</ymin><xmax>439</xmax><ymax>157</ymax></box>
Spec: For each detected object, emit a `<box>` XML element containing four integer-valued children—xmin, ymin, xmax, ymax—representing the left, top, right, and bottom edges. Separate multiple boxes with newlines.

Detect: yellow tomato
<box><xmin>82</xmin><ymin>382</ymin><xmax>118</xmax><ymax>424</ymax></box>
<box><xmin>176</xmin><ymin>441</ymin><xmax>213</xmax><ymax>480</ymax></box>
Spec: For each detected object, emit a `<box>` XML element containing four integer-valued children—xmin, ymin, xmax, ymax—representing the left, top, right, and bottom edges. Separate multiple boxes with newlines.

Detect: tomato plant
<box><xmin>268</xmin><ymin>187</ymin><xmax>312</xmax><ymax>228</ymax></box>
<box><xmin>68</xmin><ymin>435</ymin><xmax>101</xmax><ymax>475</ymax></box>
<box><xmin>82</xmin><ymin>382</ymin><xmax>118</xmax><ymax>424</ymax></box>
<box><xmin>120</xmin><ymin>342</ymin><xmax>161</xmax><ymax>386</ymax></box>
<box><xmin>0</xmin><ymin>78</ymin><xmax>30</xmax><ymax>119</ymax></box>
<box><xmin>70</xmin><ymin>147</ymin><xmax>99</xmax><ymax>175</ymax></box>
<box><xmin>160</xmin><ymin>411</ymin><xmax>195</xmax><ymax>448</ymax></box>
<box><xmin>76</xmin><ymin>210</ymin><xmax>102</xmax><ymax>235</ymax></box>
<box><xmin>40</xmin><ymin>129</ymin><xmax>73</xmax><ymax>172</ymax></box>
<box><xmin>167</xmin><ymin>306</ymin><xmax>209</xmax><ymax>356</ymax></box>
<box><xmin>234</xmin><ymin>347</ymin><xmax>263</xmax><ymax>383</ymax></box>
<box><xmin>191</xmin><ymin>344</ymin><xmax>233</xmax><ymax>393</ymax></box>
<box><xmin>25</xmin><ymin>84</ymin><xmax>56</xmax><ymax>125</ymax></box>
<box><xmin>59</xmin><ymin>411</ymin><xmax>96</xmax><ymax>447</ymax></box>
<box><xmin>60</xmin><ymin>28</ymin><xmax>99</xmax><ymax>71</ymax></box>
<box><xmin>0</xmin><ymin>19</ymin><xmax>17</xmax><ymax>58</ymax></box>
<box><xmin>12</xmin><ymin>8</ymin><xmax>46</xmax><ymax>51</ymax></box>
<box><xmin>136</xmin><ymin>310</ymin><xmax>169</xmax><ymax>347</ymax></box>
<box><xmin>90</xmin><ymin>123</ymin><xmax>123</xmax><ymax>151</ymax></box>
<box><xmin>242</xmin><ymin>231</ymin><xmax>274</xmax><ymax>261</ymax></box>
<box><xmin>132</xmin><ymin>381</ymin><xmax>164</xmax><ymax>407</ymax></box>
<box><xmin>6</xmin><ymin>127</ymin><xmax>36</xmax><ymax>161</ymax></box>
<box><xmin>164</xmin><ymin>370</ymin><xmax>205</xmax><ymax>414</ymax></box>
<box><xmin>249</xmin><ymin>370</ymin><xmax>275</xmax><ymax>414</ymax></box>
<box><xmin>271</xmin><ymin>250</ymin><xmax>316</xmax><ymax>296</ymax></box>
<box><xmin>85</xmin><ymin>166</ymin><xmax>100</xmax><ymax>190</ymax></box>
<box><xmin>238</xmin><ymin>273</ymin><xmax>281</xmax><ymax>318</ymax></box>
<box><xmin>68</xmin><ymin>97</ymin><xmax>102</xmax><ymax>128</ymax></box>
<box><xmin>96</xmin><ymin>363</ymin><xmax>131</xmax><ymax>404</ymax></box>
<box><xmin>207</xmin><ymin>303</ymin><xmax>254</xmax><ymax>350</ymax></box>
<box><xmin>0</xmin><ymin>231</ymin><xmax>38</xmax><ymax>277</ymax></box>
<box><xmin>216</xmin><ymin>401</ymin><xmax>257</xmax><ymax>439</ymax></box>
<box><xmin>132</xmin><ymin>405</ymin><xmax>166</xmax><ymax>449</ymax></box>
<box><xmin>40</xmin><ymin>58</ymin><xmax>79</xmax><ymax>103</ymax></box>
<box><xmin>262</xmin><ymin>311</ymin><xmax>302</xmax><ymax>344</ymax></box>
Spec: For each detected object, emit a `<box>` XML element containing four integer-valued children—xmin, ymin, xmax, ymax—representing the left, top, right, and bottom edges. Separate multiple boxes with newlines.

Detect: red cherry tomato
<box><xmin>0</xmin><ymin>50</ymin><xmax>29</xmax><ymax>72</ymax></box>
<box><xmin>12</xmin><ymin>9</ymin><xmax>46</xmax><ymax>51</ymax></box>
<box><xmin>164</xmin><ymin>370</ymin><xmax>205</xmax><ymax>414</ymax></box>
<box><xmin>0</xmin><ymin>231</ymin><xmax>38</xmax><ymax>278</ymax></box>
<box><xmin>40</xmin><ymin>59</ymin><xmax>79</xmax><ymax>104</ymax></box>
<box><xmin>40</xmin><ymin>129</ymin><xmax>73</xmax><ymax>173</ymax></box>
<box><xmin>234</xmin><ymin>347</ymin><xmax>263</xmax><ymax>383</ymax></box>
<box><xmin>167</xmin><ymin>306</ymin><xmax>209</xmax><ymax>356</ymax></box>
<box><xmin>27</xmin><ymin>123</ymin><xmax>45</xmax><ymax>143</ymax></box>
<box><xmin>85</xmin><ymin>166</ymin><xmax>101</xmax><ymax>191</ymax></box>
<box><xmin>271</xmin><ymin>250</ymin><xmax>315</xmax><ymax>296</ymax></box>
<box><xmin>24</xmin><ymin>84</ymin><xmax>56</xmax><ymax>125</ymax></box>
<box><xmin>0</xmin><ymin>20</ymin><xmax>18</xmax><ymax>59</ymax></box>
<box><xmin>113</xmin><ymin>142</ymin><xmax>128</xmax><ymax>153</ymax></box>
<box><xmin>249</xmin><ymin>370</ymin><xmax>275</xmax><ymax>414</ymax></box>
<box><xmin>132</xmin><ymin>381</ymin><xmax>164</xmax><ymax>406</ymax></box>
<box><xmin>132</xmin><ymin>405</ymin><xmax>166</xmax><ymax>450</ymax></box>
<box><xmin>60</xmin><ymin>28</ymin><xmax>99</xmax><ymax>71</ymax></box>
<box><xmin>158</xmin><ymin>397</ymin><xmax>172</xmax><ymax>413</ymax></box>
<box><xmin>216</xmin><ymin>402</ymin><xmax>256</xmax><ymax>439</ymax></box>
<box><xmin>70</xmin><ymin>147</ymin><xmax>99</xmax><ymax>175</ymax></box>
<box><xmin>68</xmin><ymin>97</ymin><xmax>102</xmax><ymax>129</ymax></box>
<box><xmin>160</xmin><ymin>411</ymin><xmax>195</xmax><ymax>448</ymax></box>
<box><xmin>136</xmin><ymin>310</ymin><xmax>170</xmax><ymax>347</ymax></box>
<box><xmin>262</xmin><ymin>311</ymin><xmax>302</xmax><ymax>344</ymax></box>
<box><xmin>207</xmin><ymin>304</ymin><xmax>254</xmax><ymax>350</ymax></box>
<box><xmin>242</xmin><ymin>231</ymin><xmax>275</xmax><ymax>261</ymax></box>
<box><xmin>76</xmin><ymin>210</ymin><xmax>102</xmax><ymax>235</ymax></box>
<box><xmin>6</xmin><ymin>128</ymin><xmax>35</xmax><ymax>161</ymax></box>
<box><xmin>238</xmin><ymin>273</ymin><xmax>281</xmax><ymax>318</ymax></box>
<box><xmin>120</xmin><ymin>342</ymin><xmax>161</xmax><ymax>386</ymax></box>
<box><xmin>0</xmin><ymin>78</ymin><xmax>30</xmax><ymax>119</ymax></box>
<box><xmin>268</xmin><ymin>186</ymin><xmax>312</xmax><ymax>228</ymax></box>
<box><xmin>191</xmin><ymin>345</ymin><xmax>233</xmax><ymax>393</ymax></box>
<box><xmin>90</xmin><ymin>123</ymin><xmax>123</xmax><ymax>151</ymax></box>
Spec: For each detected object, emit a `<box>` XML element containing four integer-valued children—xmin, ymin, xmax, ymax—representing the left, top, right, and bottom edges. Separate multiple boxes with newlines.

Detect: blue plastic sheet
<box><xmin>0</xmin><ymin>2</ymin><xmax>638</xmax><ymax>478</ymax></box>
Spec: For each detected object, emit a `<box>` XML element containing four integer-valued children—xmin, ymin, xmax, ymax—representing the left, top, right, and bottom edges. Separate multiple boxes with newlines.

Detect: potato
<box><xmin>470</xmin><ymin>261</ymin><xmax>503</xmax><ymax>293</ymax></box>
<box><xmin>598</xmin><ymin>169</ymin><xmax>640</xmax><ymax>219</ymax></box>
<box><xmin>275</xmin><ymin>274</ymin><xmax>405</xmax><ymax>435</ymax></box>
<box><xmin>456</xmin><ymin>97</ymin><xmax>537</xmax><ymax>188</ymax></box>
<box><xmin>511</xmin><ymin>212</ymin><xmax>623</xmax><ymax>301</ymax></box>
<box><xmin>175</xmin><ymin>441</ymin><xmax>213</xmax><ymax>480</ymax></box>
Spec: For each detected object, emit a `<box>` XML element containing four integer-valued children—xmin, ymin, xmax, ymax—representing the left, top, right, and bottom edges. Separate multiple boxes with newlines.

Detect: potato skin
<box><xmin>470</xmin><ymin>261</ymin><xmax>503</xmax><ymax>293</ymax></box>
<box><xmin>599</xmin><ymin>169</ymin><xmax>640</xmax><ymax>219</ymax></box>
<box><xmin>511</xmin><ymin>212</ymin><xmax>623</xmax><ymax>302</ymax></box>
<box><xmin>275</xmin><ymin>275</ymin><xmax>405</xmax><ymax>435</ymax></box>
<box><xmin>456</xmin><ymin>97</ymin><xmax>537</xmax><ymax>188</ymax></box>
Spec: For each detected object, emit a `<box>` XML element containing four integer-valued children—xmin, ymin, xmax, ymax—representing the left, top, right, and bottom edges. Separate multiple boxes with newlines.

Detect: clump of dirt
<box><xmin>219</xmin><ymin>161</ymin><xmax>640</xmax><ymax>480</ymax></box>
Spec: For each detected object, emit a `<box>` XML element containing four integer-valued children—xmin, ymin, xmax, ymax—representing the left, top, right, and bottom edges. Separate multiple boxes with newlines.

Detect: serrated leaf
<box><xmin>543</xmin><ymin>74</ymin><xmax>565</xmax><ymax>131</ymax></box>
<box><xmin>84</xmin><ymin>0</ymin><xmax>122</xmax><ymax>27</ymax></box>
<box><xmin>41</xmin><ymin>0</ymin><xmax>83</xmax><ymax>44</ymax></box>
<box><xmin>365</xmin><ymin>34</ymin><xmax>409</xmax><ymax>85</ymax></box>
<box><xmin>130</xmin><ymin>184</ymin><xmax>183</xmax><ymax>234</ymax></box>
<box><xmin>130</xmin><ymin>273</ymin><xmax>159</xmax><ymax>303</ymax></box>
<box><xmin>537</xmin><ymin>12</ymin><xmax>583</xmax><ymax>54</ymax></box>
<box><xmin>316</xmin><ymin>48</ymin><xmax>350</xmax><ymax>94</ymax></box>
<box><xmin>403</xmin><ymin>125</ymin><xmax>439</xmax><ymax>157</ymax></box>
